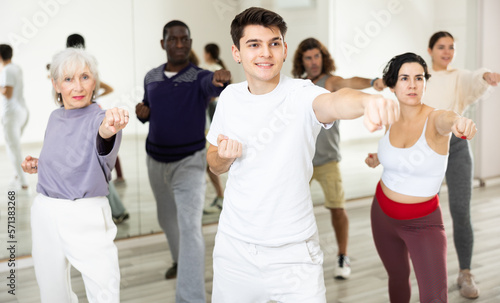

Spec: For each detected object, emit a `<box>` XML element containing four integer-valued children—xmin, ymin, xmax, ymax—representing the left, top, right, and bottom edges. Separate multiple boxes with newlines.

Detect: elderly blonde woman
<box><xmin>21</xmin><ymin>48</ymin><xmax>128</xmax><ymax>303</ymax></box>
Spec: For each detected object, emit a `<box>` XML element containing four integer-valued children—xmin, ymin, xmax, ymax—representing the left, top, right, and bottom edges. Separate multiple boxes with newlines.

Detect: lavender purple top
<box><xmin>37</xmin><ymin>103</ymin><xmax>122</xmax><ymax>200</ymax></box>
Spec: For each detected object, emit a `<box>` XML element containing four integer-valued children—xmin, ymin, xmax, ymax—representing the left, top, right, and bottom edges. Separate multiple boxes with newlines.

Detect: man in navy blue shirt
<box><xmin>136</xmin><ymin>20</ymin><xmax>230</xmax><ymax>303</ymax></box>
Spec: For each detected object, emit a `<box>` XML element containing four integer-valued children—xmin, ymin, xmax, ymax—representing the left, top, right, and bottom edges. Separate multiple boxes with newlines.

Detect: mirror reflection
<box><xmin>0</xmin><ymin>0</ymin><xmax>482</xmax><ymax>260</ymax></box>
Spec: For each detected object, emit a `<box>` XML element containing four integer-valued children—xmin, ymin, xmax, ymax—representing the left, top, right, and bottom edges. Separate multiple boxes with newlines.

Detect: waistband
<box><xmin>375</xmin><ymin>182</ymin><xmax>439</xmax><ymax>220</ymax></box>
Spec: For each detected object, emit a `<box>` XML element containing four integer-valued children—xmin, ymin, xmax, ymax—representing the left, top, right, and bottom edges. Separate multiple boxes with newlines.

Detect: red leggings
<box><xmin>371</xmin><ymin>191</ymin><xmax>448</xmax><ymax>303</ymax></box>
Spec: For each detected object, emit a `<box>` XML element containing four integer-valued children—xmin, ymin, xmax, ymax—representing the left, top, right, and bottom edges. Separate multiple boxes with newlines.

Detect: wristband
<box><xmin>370</xmin><ymin>77</ymin><xmax>379</xmax><ymax>87</ymax></box>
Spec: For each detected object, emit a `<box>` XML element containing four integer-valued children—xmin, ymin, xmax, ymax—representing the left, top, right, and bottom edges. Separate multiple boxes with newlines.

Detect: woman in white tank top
<box><xmin>365</xmin><ymin>53</ymin><xmax>477</xmax><ymax>303</ymax></box>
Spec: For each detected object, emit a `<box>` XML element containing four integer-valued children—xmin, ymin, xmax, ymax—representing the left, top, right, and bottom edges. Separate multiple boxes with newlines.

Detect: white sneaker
<box><xmin>334</xmin><ymin>254</ymin><xmax>351</xmax><ymax>279</ymax></box>
<box><xmin>457</xmin><ymin>269</ymin><xmax>480</xmax><ymax>299</ymax></box>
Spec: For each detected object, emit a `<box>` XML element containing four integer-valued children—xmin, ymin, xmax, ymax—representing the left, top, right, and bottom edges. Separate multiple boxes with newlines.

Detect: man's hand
<box><xmin>363</xmin><ymin>96</ymin><xmax>400</xmax><ymax>132</ymax></box>
<box><xmin>217</xmin><ymin>134</ymin><xmax>242</xmax><ymax>160</ymax></box>
<box><xmin>100</xmin><ymin>107</ymin><xmax>129</xmax><ymax>139</ymax></box>
<box><xmin>452</xmin><ymin>117</ymin><xmax>477</xmax><ymax>140</ymax></box>
<box><xmin>212</xmin><ymin>70</ymin><xmax>231</xmax><ymax>87</ymax></box>
<box><xmin>372</xmin><ymin>78</ymin><xmax>386</xmax><ymax>91</ymax></box>
<box><xmin>136</xmin><ymin>102</ymin><xmax>150</xmax><ymax>119</ymax></box>
<box><xmin>21</xmin><ymin>155</ymin><xmax>39</xmax><ymax>174</ymax></box>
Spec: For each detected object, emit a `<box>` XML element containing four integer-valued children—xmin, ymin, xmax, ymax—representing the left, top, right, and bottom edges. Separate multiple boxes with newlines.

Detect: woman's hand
<box><xmin>483</xmin><ymin>72</ymin><xmax>500</xmax><ymax>86</ymax></box>
<box><xmin>365</xmin><ymin>153</ymin><xmax>380</xmax><ymax>168</ymax></box>
<box><xmin>99</xmin><ymin>107</ymin><xmax>129</xmax><ymax>139</ymax></box>
<box><xmin>452</xmin><ymin>117</ymin><xmax>477</xmax><ymax>140</ymax></box>
<box><xmin>21</xmin><ymin>155</ymin><xmax>39</xmax><ymax>174</ymax></box>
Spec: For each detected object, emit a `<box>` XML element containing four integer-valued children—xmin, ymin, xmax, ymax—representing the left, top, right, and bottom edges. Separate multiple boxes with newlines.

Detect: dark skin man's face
<box><xmin>161</xmin><ymin>26</ymin><xmax>192</xmax><ymax>68</ymax></box>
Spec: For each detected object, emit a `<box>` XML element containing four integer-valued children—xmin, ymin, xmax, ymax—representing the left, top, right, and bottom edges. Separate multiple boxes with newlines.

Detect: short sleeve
<box><xmin>293</xmin><ymin>80</ymin><xmax>332</xmax><ymax>129</ymax></box>
<box><xmin>3</xmin><ymin>66</ymin><xmax>16</xmax><ymax>87</ymax></box>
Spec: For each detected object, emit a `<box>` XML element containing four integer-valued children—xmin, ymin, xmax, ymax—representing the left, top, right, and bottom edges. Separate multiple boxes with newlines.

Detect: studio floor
<box><xmin>0</xmin><ymin>135</ymin><xmax>499</xmax><ymax>302</ymax></box>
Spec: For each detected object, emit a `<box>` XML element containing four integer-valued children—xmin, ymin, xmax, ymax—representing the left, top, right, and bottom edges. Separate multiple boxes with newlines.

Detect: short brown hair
<box><xmin>230</xmin><ymin>7</ymin><xmax>287</xmax><ymax>50</ymax></box>
<box><xmin>292</xmin><ymin>38</ymin><xmax>335</xmax><ymax>78</ymax></box>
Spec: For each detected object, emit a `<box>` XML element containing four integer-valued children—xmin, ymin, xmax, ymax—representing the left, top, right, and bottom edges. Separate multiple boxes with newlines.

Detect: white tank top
<box><xmin>378</xmin><ymin>118</ymin><xmax>448</xmax><ymax>197</ymax></box>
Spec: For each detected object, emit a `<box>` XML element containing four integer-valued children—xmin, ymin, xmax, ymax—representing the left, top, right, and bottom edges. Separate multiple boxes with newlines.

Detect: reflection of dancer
<box><xmin>207</xmin><ymin>7</ymin><xmax>399</xmax><ymax>302</ymax></box>
<box><xmin>135</xmin><ymin>20</ymin><xmax>230</xmax><ymax>302</ymax></box>
<box><xmin>22</xmin><ymin>48</ymin><xmax>128</xmax><ymax>303</ymax></box>
<box><xmin>292</xmin><ymin>37</ymin><xmax>385</xmax><ymax>279</ymax></box>
<box><xmin>366</xmin><ymin>52</ymin><xmax>477</xmax><ymax>303</ymax></box>
<box><xmin>201</xmin><ymin>43</ymin><xmax>227</xmax><ymax>213</ymax></box>
<box><xmin>66</xmin><ymin>34</ymin><xmax>129</xmax><ymax>223</ymax></box>
<box><xmin>422</xmin><ymin>31</ymin><xmax>500</xmax><ymax>299</ymax></box>
<box><xmin>0</xmin><ymin>44</ymin><xmax>29</xmax><ymax>190</ymax></box>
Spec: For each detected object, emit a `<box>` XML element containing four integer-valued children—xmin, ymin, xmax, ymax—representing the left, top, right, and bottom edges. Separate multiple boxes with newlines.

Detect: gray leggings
<box><xmin>147</xmin><ymin>150</ymin><xmax>207</xmax><ymax>303</ymax></box>
<box><xmin>445</xmin><ymin>135</ymin><xmax>473</xmax><ymax>270</ymax></box>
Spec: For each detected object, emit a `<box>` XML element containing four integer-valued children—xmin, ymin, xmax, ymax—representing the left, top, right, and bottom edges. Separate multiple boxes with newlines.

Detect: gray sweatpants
<box><xmin>445</xmin><ymin>135</ymin><xmax>474</xmax><ymax>270</ymax></box>
<box><xmin>147</xmin><ymin>149</ymin><xmax>207</xmax><ymax>303</ymax></box>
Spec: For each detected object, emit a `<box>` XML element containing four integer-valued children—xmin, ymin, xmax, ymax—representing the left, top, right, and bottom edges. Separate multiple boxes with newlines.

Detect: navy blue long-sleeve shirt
<box><xmin>138</xmin><ymin>63</ymin><xmax>225</xmax><ymax>162</ymax></box>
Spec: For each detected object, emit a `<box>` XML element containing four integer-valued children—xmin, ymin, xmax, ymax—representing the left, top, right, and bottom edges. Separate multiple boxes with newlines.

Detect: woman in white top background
<box><xmin>422</xmin><ymin>31</ymin><xmax>500</xmax><ymax>299</ymax></box>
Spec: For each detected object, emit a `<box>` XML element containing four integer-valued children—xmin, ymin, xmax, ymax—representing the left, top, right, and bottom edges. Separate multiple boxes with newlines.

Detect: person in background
<box><xmin>0</xmin><ymin>44</ymin><xmax>29</xmax><ymax>190</ymax></box>
<box><xmin>207</xmin><ymin>7</ymin><xmax>398</xmax><ymax>302</ymax></box>
<box><xmin>22</xmin><ymin>47</ymin><xmax>128</xmax><ymax>303</ymax></box>
<box><xmin>201</xmin><ymin>43</ymin><xmax>228</xmax><ymax>213</ymax></box>
<box><xmin>366</xmin><ymin>52</ymin><xmax>477</xmax><ymax>302</ymax></box>
<box><xmin>135</xmin><ymin>20</ymin><xmax>230</xmax><ymax>303</ymax></box>
<box><xmin>423</xmin><ymin>31</ymin><xmax>500</xmax><ymax>299</ymax></box>
<box><xmin>292</xmin><ymin>37</ymin><xmax>386</xmax><ymax>279</ymax></box>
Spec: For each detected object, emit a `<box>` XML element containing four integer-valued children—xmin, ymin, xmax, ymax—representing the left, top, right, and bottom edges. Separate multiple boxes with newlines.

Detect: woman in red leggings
<box><xmin>365</xmin><ymin>53</ymin><xmax>477</xmax><ymax>303</ymax></box>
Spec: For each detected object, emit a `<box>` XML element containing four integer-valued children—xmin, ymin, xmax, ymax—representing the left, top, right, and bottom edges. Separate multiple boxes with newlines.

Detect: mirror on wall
<box><xmin>0</xmin><ymin>0</ymin><xmax>478</xmax><ymax>258</ymax></box>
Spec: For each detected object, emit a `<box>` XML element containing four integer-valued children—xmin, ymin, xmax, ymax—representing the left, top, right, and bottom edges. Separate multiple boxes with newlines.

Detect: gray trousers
<box><xmin>147</xmin><ymin>149</ymin><xmax>206</xmax><ymax>303</ymax></box>
<box><xmin>107</xmin><ymin>182</ymin><xmax>126</xmax><ymax>217</ymax></box>
<box><xmin>445</xmin><ymin>135</ymin><xmax>474</xmax><ymax>270</ymax></box>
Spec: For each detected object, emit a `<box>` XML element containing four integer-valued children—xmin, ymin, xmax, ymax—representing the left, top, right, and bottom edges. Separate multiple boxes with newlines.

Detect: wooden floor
<box><xmin>1</xmin><ymin>135</ymin><xmax>500</xmax><ymax>302</ymax></box>
<box><xmin>1</xmin><ymin>178</ymin><xmax>500</xmax><ymax>302</ymax></box>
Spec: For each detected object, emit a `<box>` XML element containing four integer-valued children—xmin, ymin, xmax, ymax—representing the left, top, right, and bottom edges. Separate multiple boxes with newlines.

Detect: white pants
<box><xmin>2</xmin><ymin>105</ymin><xmax>28</xmax><ymax>186</ymax></box>
<box><xmin>212</xmin><ymin>231</ymin><xmax>326</xmax><ymax>303</ymax></box>
<box><xmin>31</xmin><ymin>194</ymin><xmax>120</xmax><ymax>303</ymax></box>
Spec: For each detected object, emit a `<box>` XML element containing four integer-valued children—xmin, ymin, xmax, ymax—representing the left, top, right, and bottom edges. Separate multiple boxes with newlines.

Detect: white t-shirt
<box><xmin>423</xmin><ymin>67</ymin><xmax>490</xmax><ymax>115</ymax></box>
<box><xmin>0</xmin><ymin>63</ymin><xmax>26</xmax><ymax>114</ymax></box>
<box><xmin>207</xmin><ymin>75</ymin><xmax>330</xmax><ymax>246</ymax></box>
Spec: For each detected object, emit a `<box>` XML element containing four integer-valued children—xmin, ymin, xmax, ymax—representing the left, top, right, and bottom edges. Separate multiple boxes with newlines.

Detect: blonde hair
<box><xmin>50</xmin><ymin>48</ymin><xmax>100</xmax><ymax>106</ymax></box>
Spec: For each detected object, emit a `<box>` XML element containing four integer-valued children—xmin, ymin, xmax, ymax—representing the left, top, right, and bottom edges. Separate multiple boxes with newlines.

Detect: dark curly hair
<box><xmin>382</xmin><ymin>52</ymin><xmax>431</xmax><ymax>88</ymax></box>
<box><xmin>292</xmin><ymin>38</ymin><xmax>335</xmax><ymax>78</ymax></box>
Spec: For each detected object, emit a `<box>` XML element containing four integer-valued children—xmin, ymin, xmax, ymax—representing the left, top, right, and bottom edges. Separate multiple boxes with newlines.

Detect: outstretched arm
<box><xmin>312</xmin><ymin>88</ymin><xmax>399</xmax><ymax>132</ymax></box>
<box><xmin>99</xmin><ymin>107</ymin><xmax>129</xmax><ymax>139</ymax></box>
<box><xmin>434</xmin><ymin>110</ymin><xmax>477</xmax><ymax>140</ymax></box>
<box><xmin>326</xmin><ymin>76</ymin><xmax>386</xmax><ymax>92</ymax></box>
<box><xmin>207</xmin><ymin>134</ymin><xmax>242</xmax><ymax>175</ymax></box>
<box><xmin>483</xmin><ymin>72</ymin><xmax>500</xmax><ymax>86</ymax></box>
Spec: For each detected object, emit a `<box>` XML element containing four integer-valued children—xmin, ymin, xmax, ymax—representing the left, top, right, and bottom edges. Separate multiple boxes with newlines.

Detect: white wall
<box><xmin>330</xmin><ymin>0</ymin><xmax>476</xmax><ymax>141</ymax></box>
<box><xmin>474</xmin><ymin>0</ymin><xmax>500</xmax><ymax>179</ymax></box>
<box><xmin>0</xmin><ymin>0</ymin><xmax>486</xmax><ymax>146</ymax></box>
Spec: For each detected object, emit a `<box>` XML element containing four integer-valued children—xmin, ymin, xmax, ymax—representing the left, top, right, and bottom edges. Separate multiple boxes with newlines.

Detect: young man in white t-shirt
<box><xmin>206</xmin><ymin>7</ymin><xmax>399</xmax><ymax>303</ymax></box>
